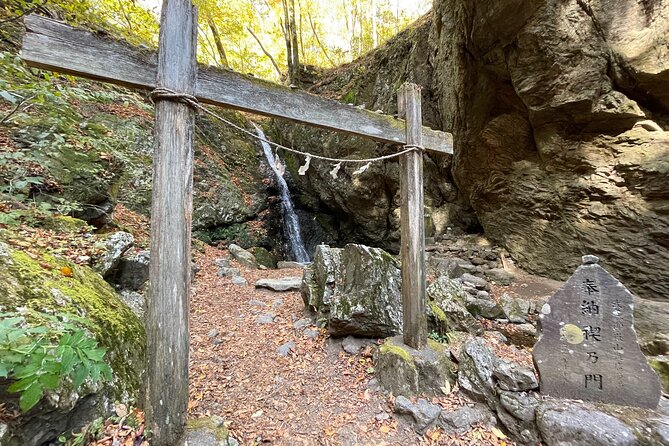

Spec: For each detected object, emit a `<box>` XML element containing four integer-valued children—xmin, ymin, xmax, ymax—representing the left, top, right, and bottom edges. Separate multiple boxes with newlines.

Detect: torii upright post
<box><xmin>145</xmin><ymin>1</ymin><xmax>197</xmax><ymax>445</ymax></box>
<box><xmin>398</xmin><ymin>83</ymin><xmax>427</xmax><ymax>349</ymax></box>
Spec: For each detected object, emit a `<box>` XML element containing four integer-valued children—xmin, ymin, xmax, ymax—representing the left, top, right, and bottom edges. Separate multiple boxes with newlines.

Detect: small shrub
<box><xmin>0</xmin><ymin>311</ymin><xmax>112</xmax><ymax>412</ymax></box>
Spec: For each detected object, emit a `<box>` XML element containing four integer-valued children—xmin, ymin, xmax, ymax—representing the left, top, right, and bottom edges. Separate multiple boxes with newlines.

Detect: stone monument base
<box><xmin>375</xmin><ymin>336</ymin><xmax>456</xmax><ymax>396</ymax></box>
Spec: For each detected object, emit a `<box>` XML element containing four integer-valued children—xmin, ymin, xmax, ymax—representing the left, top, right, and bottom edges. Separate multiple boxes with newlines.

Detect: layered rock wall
<box><xmin>430</xmin><ymin>0</ymin><xmax>669</xmax><ymax>300</ymax></box>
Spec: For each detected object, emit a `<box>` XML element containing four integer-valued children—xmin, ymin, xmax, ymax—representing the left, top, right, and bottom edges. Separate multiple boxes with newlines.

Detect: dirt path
<box><xmin>188</xmin><ymin>246</ymin><xmax>423</xmax><ymax>445</ymax></box>
<box><xmin>187</xmin><ymin>245</ymin><xmax>522</xmax><ymax>446</ymax></box>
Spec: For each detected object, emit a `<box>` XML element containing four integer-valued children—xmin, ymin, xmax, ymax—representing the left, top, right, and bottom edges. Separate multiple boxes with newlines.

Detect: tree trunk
<box><xmin>207</xmin><ymin>18</ymin><xmax>229</xmax><ymax>68</ymax></box>
<box><xmin>372</xmin><ymin>0</ymin><xmax>378</xmax><ymax>47</ymax></box>
<box><xmin>289</xmin><ymin>0</ymin><xmax>300</xmax><ymax>85</ymax></box>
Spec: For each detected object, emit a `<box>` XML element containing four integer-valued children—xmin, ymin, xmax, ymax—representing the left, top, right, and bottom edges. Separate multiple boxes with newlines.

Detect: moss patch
<box><xmin>429</xmin><ymin>302</ymin><xmax>447</xmax><ymax>322</ymax></box>
<box><xmin>648</xmin><ymin>357</ymin><xmax>669</xmax><ymax>393</ymax></box>
<box><xmin>187</xmin><ymin>417</ymin><xmax>230</xmax><ymax>442</ymax></box>
<box><xmin>0</xmin><ymin>239</ymin><xmax>146</xmax><ymax>400</ymax></box>
<box><xmin>379</xmin><ymin>338</ymin><xmax>416</xmax><ymax>369</ymax></box>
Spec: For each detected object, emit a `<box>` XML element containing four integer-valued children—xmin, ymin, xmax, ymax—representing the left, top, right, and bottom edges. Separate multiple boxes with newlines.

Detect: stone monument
<box><xmin>533</xmin><ymin>255</ymin><xmax>661</xmax><ymax>408</ymax></box>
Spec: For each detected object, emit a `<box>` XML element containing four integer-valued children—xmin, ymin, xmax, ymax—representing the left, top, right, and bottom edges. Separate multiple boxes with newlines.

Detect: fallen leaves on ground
<box><xmin>188</xmin><ymin>245</ymin><xmax>517</xmax><ymax>446</ymax></box>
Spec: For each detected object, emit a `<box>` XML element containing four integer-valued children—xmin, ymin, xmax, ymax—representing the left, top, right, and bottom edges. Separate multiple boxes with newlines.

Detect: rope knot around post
<box><xmin>149</xmin><ymin>87</ymin><xmax>200</xmax><ymax>110</ymax></box>
<box><xmin>403</xmin><ymin>144</ymin><xmax>426</xmax><ymax>154</ymax></box>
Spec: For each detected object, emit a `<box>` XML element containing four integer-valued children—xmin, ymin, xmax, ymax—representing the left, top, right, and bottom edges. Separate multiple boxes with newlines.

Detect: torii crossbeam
<box><xmin>21</xmin><ymin>5</ymin><xmax>452</xmax><ymax>445</ymax></box>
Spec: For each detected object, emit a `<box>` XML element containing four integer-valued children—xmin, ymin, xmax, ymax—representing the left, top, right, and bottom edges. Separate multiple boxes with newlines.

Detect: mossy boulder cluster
<box><xmin>0</xmin><ymin>235</ymin><xmax>145</xmax><ymax>446</ymax></box>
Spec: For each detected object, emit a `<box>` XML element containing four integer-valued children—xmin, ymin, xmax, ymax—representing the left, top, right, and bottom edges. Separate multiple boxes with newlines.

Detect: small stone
<box><xmin>459</xmin><ymin>273</ymin><xmax>489</xmax><ymax>291</ymax></box>
<box><xmin>208</xmin><ymin>329</ymin><xmax>219</xmax><ymax>338</ymax></box>
<box><xmin>464</xmin><ymin>296</ymin><xmax>504</xmax><ymax>320</ymax></box>
<box><xmin>446</xmin><ymin>258</ymin><xmax>475</xmax><ymax>278</ymax></box>
<box><xmin>500</xmin><ymin>294</ymin><xmax>530</xmax><ymax>323</ymax></box>
<box><xmin>517</xmin><ymin>323</ymin><xmax>537</xmax><ymax>337</ymax></box>
<box><xmin>272</xmin><ymin>299</ymin><xmax>284</xmax><ymax>308</ymax></box>
<box><xmin>293</xmin><ymin>318</ymin><xmax>312</xmax><ymax>330</ymax></box>
<box><xmin>255</xmin><ymin>277</ymin><xmax>302</xmax><ymax>292</ymax></box>
<box><xmin>470</xmin><ymin>256</ymin><xmax>486</xmax><ymax>266</ymax></box>
<box><xmin>457</xmin><ymin>338</ymin><xmax>497</xmax><ymax>404</ymax></box>
<box><xmin>277</xmin><ymin>341</ymin><xmax>296</xmax><ymax>357</ymax></box>
<box><xmin>214</xmin><ymin>258</ymin><xmax>230</xmax><ymax>268</ymax></box>
<box><xmin>342</xmin><ymin>336</ymin><xmax>370</xmax><ymax>355</ymax></box>
<box><xmin>537</xmin><ymin>401</ymin><xmax>637</xmax><ymax>446</ymax></box>
<box><xmin>394</xmin><ymin>396</ymin><xmax>442</xmax><ymax>434</ymax></box>
<box><xmin>277</xmin><ymin>261</ymin><xmax>306</xmax><ymax>269</ymax></box>
<box><xmin>493</xmin><ymin>359</ymin><xmax>538</xmax><ymax>391</ymax></box>
<box><xmin>438</xmin><ymin>405</ymin><xmax>497</xmax><ymax>434</ymax></box>
<box><xmin>248</xmin><ymin>300</ymin><xmax>266</xmax><ymax>307</ymax></box>
<box><xmin>486</xmin><ymin>268</ymin><xmax>514</xmax><ymax>285</ymax></box>
<box><xmin>256</xmin><ymin>313</ymin><xmax>275</xmax><ymax>324</ymax></box>
<box><xmin>582</xmin><ymin>255</ymin><xmax>600</xmax><ymax>265</ymax></box>
<box><xmin>228</xmin><ymin>243</ymin><xmax>257</xmax><ymax>268</ymax></box>
<box><xmin>218</xmin><ymin>267</ymin><xmax>241</xmax><ymax>277</ymax></box>
<box><xmin>375</xmin><ymin>412</ymin><xmax>390</xmax><ymax>422</ymax></box>
<box><xmin>231</xmin><ymin>276</ymin><xmax>247</xmax><ymax>286</ymax></box>
<box><xmin>303</xmin><ymin>328</ymin><xmax>319</xmax><ymax>339</ymax></box>
<box><xmin>476</xmin><ymin>290</ymin><xmax>490</xmax><ymax>300</ymax></box>
<box><xmin>499</xmin><ymin>391</ymin><xmax>539</xmax><ymax>422</ymax></box>
<box><xmin>376</xmin><ymin>336</ymin><xmax>456</xmax><ymax>397</ymax></box>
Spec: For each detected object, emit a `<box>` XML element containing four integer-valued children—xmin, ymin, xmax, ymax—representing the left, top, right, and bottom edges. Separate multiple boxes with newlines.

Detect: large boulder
<box><xmin>301</xmin><ymin>244</ymin><xmax>402</xmax><ymax>337</ymax></box>
<box><xmin>93</xmin><ymin>231</ymin><xmax>134</xmax><ymax>277</ymax></box>
<box><xmin>0</xmin><ymin>240</ymin><xmax>145</xmax><ymax>446</ymax></box>
<box><xmin>536</xmin><ymin>400</ymin><xmax>669</xmax><ymax>446</ymax></box>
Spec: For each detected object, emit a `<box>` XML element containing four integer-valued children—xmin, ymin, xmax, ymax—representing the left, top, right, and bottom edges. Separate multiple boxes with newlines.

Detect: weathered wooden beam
<box><xmin>145</xmin><ymin>1</ymin><xmax>197</xmax><ymax>444</ymax></box>
<box><xmin>398</xmin><ymin>83</ymin><xmax>427</xmax><ymax>350</ymax></box>
<box><xmin>21</xmin><ymin>14</ymin><xmax>453</xmax><ymax>154</ymax></box>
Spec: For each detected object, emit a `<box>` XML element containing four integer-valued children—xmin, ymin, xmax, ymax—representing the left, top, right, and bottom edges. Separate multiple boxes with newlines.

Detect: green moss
<box><xmin>249</xmin><ymin>247</ymin><xmax>277</xmax><ymax>268</ymax></box>
<box><xmin>379</xmin><ymin>339</ymin><xmax>416</xmax><ymax>368</ymax></box>
<box><xmin>648</xmin><ymin>357</ymin><xmax>669</xmax><ymax>393</ymax></box>
<box><xmin>429</xmin><ymin>302</ymin><xmax>447</xmax><ymax>322</ymax></box>
<box><xmin>0</xmin><ymin>241</ymin><xmax>146</xmax><ymax>400</ymax></box>
<box><xmin>41</xmin><ymin>215</ymin><xmax>90</xmax><ymax>233</ymax></box>
<box><xmin>187</xmin><ymin>417</ymin><xmax>230</xmax><ymax>441</ymax></box>
<box><xmin>341</xmin><ymin>89</ymin><xmax>358</xmax><ymax>105</ymax></box>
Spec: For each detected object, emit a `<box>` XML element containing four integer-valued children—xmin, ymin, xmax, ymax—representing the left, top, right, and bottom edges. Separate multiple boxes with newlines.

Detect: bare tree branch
<box><xmin>307</xmin><ymin>11</ymin><xmax>335</xmax><ymax>67</ymax></box>
<box><xmin>247</xmin><ymin>27</ymin><xmax>282</xmax><ymax>78</ymax></box>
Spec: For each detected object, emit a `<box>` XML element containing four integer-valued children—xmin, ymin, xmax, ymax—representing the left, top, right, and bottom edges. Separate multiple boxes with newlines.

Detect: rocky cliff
<box><xmin>430</xmin><ymin>0</ymin><xmax>669</xmax><ymax>301</ymax></box>
<box><xmin>292</xmin><ymin>0</ymin><xmax>668</xmax><ymax>301</ymax></box>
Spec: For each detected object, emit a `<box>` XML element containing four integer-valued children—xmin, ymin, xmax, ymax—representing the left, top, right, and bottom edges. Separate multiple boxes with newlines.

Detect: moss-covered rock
<box><xmin>648</xmin><ymin>356</ymin><xmax>669</xmax><ymax>393</ymax></box>
<box><xmin>249</xmin><ymin>247</ymin><xmax>278</xmax><ymax>269</ymax></box>
<box><xmin>0</xmin><ymin>238</ymin><xmax>145</xmax><ymax>446</ymax></box>
<box><xmin>426</xmin><ymin>277</ymin><xmax>484</xmax><ymax>335</ymax></box>
<box><xmin>186</xmin><ymin>416</ymin><xmax>237</xmax><ymax>446</ymax></box>
<box><xmin>306</xmin><ymin>244</ymin><xmax>402</xmax><ymax>337</ymax></box>
<box><xmin>375</xmin><ymin>336</ymin><xmax>456</xmax><ymax>397</ymax></box>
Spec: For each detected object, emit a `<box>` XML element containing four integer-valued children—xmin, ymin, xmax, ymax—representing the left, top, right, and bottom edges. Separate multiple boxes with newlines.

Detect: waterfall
<box><xmin>253</xmin><ymin>124</ymin><xmax>310</xmax><ymax>263</ymax></box>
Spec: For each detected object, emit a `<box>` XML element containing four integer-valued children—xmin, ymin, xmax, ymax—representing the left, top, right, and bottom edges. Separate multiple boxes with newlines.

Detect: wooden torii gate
<box><xmin>21</xmin><ymin>3</ymin><xmax>452</xmax><ymax>444</ymax></box>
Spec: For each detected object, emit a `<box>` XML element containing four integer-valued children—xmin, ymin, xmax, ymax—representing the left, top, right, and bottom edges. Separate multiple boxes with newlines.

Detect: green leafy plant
<box><xmin>428</xmin><ymin>331</ymin><xmax>457</xmax><ymax>344</ymax></box>
<box><xmin>0</xmin><ymin>312</ymin><xmax>113</xmax><ymax>412</ymax></box>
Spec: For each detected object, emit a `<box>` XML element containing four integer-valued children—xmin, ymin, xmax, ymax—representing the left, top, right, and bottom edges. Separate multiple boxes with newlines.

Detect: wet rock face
<box><xmin>430</xmin><ymin>0</ymin><xmax>669</xmax><ymax>302</ymax></box>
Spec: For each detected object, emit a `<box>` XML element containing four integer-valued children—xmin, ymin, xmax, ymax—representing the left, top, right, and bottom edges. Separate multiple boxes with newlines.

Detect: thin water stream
<box><xmin>253</xmin><ymin>124</ymin><xmax>310</xmax><ymax>263</ymax></box>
